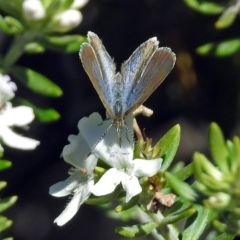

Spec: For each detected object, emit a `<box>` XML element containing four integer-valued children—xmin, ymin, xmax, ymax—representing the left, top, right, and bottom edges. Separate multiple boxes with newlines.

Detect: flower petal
<box><xmin>0</xmin><ymin>124</ymin><xmax>39</xmax><ymax>149</ymax></box>
<box><xmin>54</xmin><ymin>178</ymin><xmax>94</xmax><ymax>226</ymax></box>
<box><xmin>62</xmin><ymin>133</ymin><xmax>97</xmax><ymax>172</ymax></box>
<box><xmin>2</xmin><ymin>106</ymin><xmax>35</xmax><ymax>126</ymax></box>
<box><xmin>79</xmin><ymin>113</ymin><xmax>134</xmax><ymax>167</ymax></box>
<box><xmin>133</xmin><ymin>158</ymin><xmax>162</xmax><ymax>177</ymax></box>
<box><xmin>91</xmin><ymin>168</ymin><xmax>122</xmax><ymax>196</ymax></box>
<box><xmin>49</xmin><ymin>171</ymin><xmax>89</xmax><ymax>197</ymax></box>
<box><xmin>122</xmin><ymin>175</ymin><xmax>142</xmax><ymax>202</ymax></box>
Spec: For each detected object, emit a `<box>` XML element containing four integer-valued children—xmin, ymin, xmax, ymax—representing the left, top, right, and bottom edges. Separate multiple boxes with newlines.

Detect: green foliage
<box><xmin>215</xmin><ymin>7</ymin><xmax>237</xmax><ymax>29</ymax></box>
<box><xmin>40</xmin><ymin>35</ymin><xmax>87</xmax><ymax>53</ymax></box>
<box><xmin>165</xmin><ymin>172</ymin><xmax>197</xmax><ymax>202</ymax></box>
<box><xmin>182</xmin><ymin>205</ymin><xmax>218</xmax><ymax>240</ymax></box>
<box><xmin>19</xmin><ymin>98</ymin><xmax>60</xmax><ymax>122</ymax></box>
<box><xmin>196</xmin><ymin>39</ymin><xmax>240</xmax><ymax>57</ymax></box>
<box><xmin>183</xmin><ymin>0</ymin><xmax>224</xmax><ymax>15</ymax></box>
<box><xmin>116</xmin><ymin>221</ymin><xmax>158</xmax><ymax>238</ymax></box>
<box><xmin>152</xmin><ymin>124</ymin><xmax>181</xmax><ymax>171</ymax></box>
<box><xmin>0</xmin><ymin>160</ymin><xmax>12</xmax><ymax>171</ymax></box>
<box><xmin>12</xmin><ymin>66</ymin><xmax>63</xmax><ymax>97</ymax></box>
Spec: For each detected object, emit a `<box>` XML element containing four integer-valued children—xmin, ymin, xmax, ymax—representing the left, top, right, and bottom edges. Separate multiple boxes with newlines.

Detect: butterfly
<box><xmin>79</xmin><ymin>32</ymin><xmax>176</xmax><ymax>145</ymax></box>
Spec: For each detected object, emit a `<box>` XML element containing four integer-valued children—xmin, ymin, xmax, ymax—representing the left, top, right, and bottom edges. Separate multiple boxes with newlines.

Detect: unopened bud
<box><xmin>22</xmin><ymin>0</ymin><xmax>45</xmax><ymax>21</ymax></box>
<box><xmin>54</xmin><ymin>9</ymin><xmax>82</xmax><ymax>32</ymax></box>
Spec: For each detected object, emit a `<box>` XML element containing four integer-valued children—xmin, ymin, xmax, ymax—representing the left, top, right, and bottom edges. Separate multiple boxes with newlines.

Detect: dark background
<box><xmin>1</xmin><ymin>0</ymin><xmax>240</xmax><ymax>239</ymax></box>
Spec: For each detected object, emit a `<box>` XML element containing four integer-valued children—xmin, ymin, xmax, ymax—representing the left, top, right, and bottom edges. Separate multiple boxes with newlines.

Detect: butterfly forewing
<box><xmin>124</xmin><ymin>47</ymin><xmax>176</xmax><ymax>116</ymax></box>
<box><xmin>80</xmin><ymin>32</ymin><xmax>116</xmax><ymax>118</ymax></box>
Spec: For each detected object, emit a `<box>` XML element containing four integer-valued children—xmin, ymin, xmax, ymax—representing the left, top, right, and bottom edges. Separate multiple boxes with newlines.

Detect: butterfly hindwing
<box><xmin>125</xmin><ymin>47</ymin><xmax>176</xmax><ymax>116</ymax></box>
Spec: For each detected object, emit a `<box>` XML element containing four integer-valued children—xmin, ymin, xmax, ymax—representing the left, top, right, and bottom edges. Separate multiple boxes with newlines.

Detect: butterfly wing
<box><xmin>121</xmin><ymin>44</ymin><xmax>176</xmax><ymax>116</ymax></box>
<box><xmin>79</xmin><ymin>32</ymin><xmax>116</xmax><ymax>118</ymax></box>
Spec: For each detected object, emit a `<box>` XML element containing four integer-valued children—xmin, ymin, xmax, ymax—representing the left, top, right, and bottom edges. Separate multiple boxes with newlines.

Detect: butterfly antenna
<box><xmin>92</xmin><ymin>123</ymin><xmax>113</xmax><ymax>150</ymax></box>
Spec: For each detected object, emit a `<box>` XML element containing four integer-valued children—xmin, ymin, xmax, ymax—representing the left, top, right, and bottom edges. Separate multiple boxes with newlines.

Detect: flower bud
<box><xmin>54</xmin><ymin>9</ymin><xmax>82</xmax><ymax>32</ymax></box>
<box><xmin>22</xmin><ymin>0</ymin><xmax>46</xmax><ymax>21</ymax></box>
<box><xmin>71</xmin><ymin>0</ymin><xmax>89</xmax><ymax>9</ymax></box>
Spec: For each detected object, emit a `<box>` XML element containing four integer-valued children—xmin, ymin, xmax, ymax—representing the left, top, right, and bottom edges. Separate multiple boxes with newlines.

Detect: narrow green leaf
<box><xmin>165</xmin><ymin>172</ymin><xmax>197</xmax><ymax>202</ymax></box>
<box><xmin>116</xmin><ymin>221</ymin><xmax>157</xmax><ymax>238</ymax></box>
<box><xmin>19</xmin><ymin>98</ymin><xmax>60</xmax><ymax>122</ymax></box>
<box><xmin>215</xmin><ymin>7</ymin><xmax>237</xmax><ymax>29</ymax></box>
<box><xmin>153</xmin><ymin>124</ymin><xmax>181</xmax><ymax>171</ymax></box>
<box><xmin>0</xmin><ymin>160</ymin><xmax>12</xmax><ymax>171</ymax></box>
<box><xmin>115</xmin><ymin>195</ymin><xmax>139</xmax><ymax>212</ymax></box>
<box><xmin>4</xmin><ymin>16</ymin><xmax>24</xmax><ymax>34</ymax></box>
<box><xmin>0</xmin><ymin>182</ymin><xmax>7</xmax><ymax>191</ymax></box>
<box><xmin>0</xmin><ymin>15</ymin><xmax>12</xmax><ymax>35</ymax></box>
<box><xmin>0</xmin><ymin>196</ymin><xmax>18</xmax><ymax>213</ymax></box>
<box><xmin>197</xmin><ymin>39</ymin><xmax>240</xmax><ymax>57</ymax></box>
<box><xmin>40</xmin><ymin>35</ymin><xmax>87</xmax><ymax>53</ymax></box>
<box><xmin>24</xmin><ymin>42</ymin><xmax>45</xmax><ymax>54</ymax></box>
<box><xmin>173</xmin><ymin>163</ymin><xmax>194</xmax><ymax>181</ymax></box>
<box><xmin>211</xmin><ymin>233</ymin><xmax>235</xmax><ymax>240</ymax></box>
<box><xmin>209</xmin><ymin>123</ymin><xmax>229</xmax><ymax>173</ymax></box>
<box><xmin>183</xmin><ymin>0</ymin><xmax>224</xmax><ymax>15</ymax></box>
<box><xmin>182</xmin><ymin>205</ymin><xmax>218</xmax><ymax>240</ymax></box>
<box><xmin>11</xmin><ymin>66</ymin><xmax>62</xmax><ymax>97</ymax></box>
<box><xmin>3</xmin><ymin>237</ymin><xmax>14</xmax><ymax>240</ymax></box>
<box><xmin>0</xmin><ymin>216</ymin><xmax>12</xmax><ymax>232</ymax></box>
<box><xmin>160</xmin><ymin>207</ymin><xmax>196</xmax><ymax>225</ymax></box>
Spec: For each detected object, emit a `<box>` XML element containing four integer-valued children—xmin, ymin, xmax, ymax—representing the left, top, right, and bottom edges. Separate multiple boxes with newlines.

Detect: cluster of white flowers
<box><xmin>0</xmin><ymin>74</ymin><xmax>39</xmax><ymax>150</ymax></box>
<box><xmin>22</xmin><ymin>0</ymin><xmax>88</xmax><ymax>31</ymax></box>
<box><xmin>49</xmin><ymin>112</ymin><xmax>162</xmax><ymax>226</ymax></box>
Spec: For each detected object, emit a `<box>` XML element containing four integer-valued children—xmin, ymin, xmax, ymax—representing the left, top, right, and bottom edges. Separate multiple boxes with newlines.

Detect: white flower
<box><xmin>71</xmin><ymin>0</ymin><xmax>89</xmax><ymax>9</ymax></box>
<box><xmin>91</xmin><ymin>137</ymin><xmax>162</xmax><ymax>203</ymax></box>
<box><xmin>22</xmin><ymin>0</ymin><xmax>45</xmax><ymax>21</ymax></box>
<box><xmin>49</xmin><ymin>112</ymin><xmax>107</xmax><ymax>226</ymax></box>
<box><xmin>78</xmin><ymin>112</ymin><xmax>162</xmax><ymax>202</ymax></box>
<box><xmin>0</xmin><ymin>74</ymin><xmax>17</xmax><ymax>105</ymax></box>
<box><xmin>49</xmin><ymin>170</ymin><xmax>94</xmax><ymax>226</ymax></box>
<box><xmin>49</xmin><ymin>112</ymin><xmax>161</xmax><ymax>225</ymax></box>
<box><xmin>54</xmin><ymin>9</ymin><xmax>82</xmax><ymax>32</ymax></box>
<box><xmin>0</xmin><ymin>102</ymin><xmax>39</xmax><ymax>149</ymax></box>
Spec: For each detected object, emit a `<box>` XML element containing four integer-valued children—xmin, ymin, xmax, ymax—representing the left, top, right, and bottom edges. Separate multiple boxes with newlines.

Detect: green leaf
<box><xmin>0</xmin><ymin>1</ymin><xmax>22</xmax><ymax>18</ymax></box>
<box><xmin>196</xmin><ymin>39</ymin><xmax>240</xmax><ymax>57</ymax></box>
<box><xmin>4</xmin><ymin>16</ymin><xmax>24</xmax><ymax>34</ymax></box>
<box><xmin>0</xmin><ymin>182</ymin><xmax>7</xmax><ymax>191</ymax></box>
<box><xmin>182</xmin><ymin>205</ymin><xmax>218</xmax><ymax>240</ymax></box>
<box><xmin>24</xmin><ymin>42</ymin><xmax>45</xmax><ymax>54</ymax></box>
<box><xmin>209</xmin><ymin>122</ymin><xmax>229</xmax><ymax>173</ymax></box>
<box><xmin>0</xmin><ymin>15</ymin><xmax>12</xmax><ymax>35</ymax></box>
<box><xmin>153</xmin><ymin>124</ymin><xmax>181</xmax><ymax>171</ymax></box>
<box><xmin>0</xmin><ymin>216</ymin><xmax>12</xmax><ymax>232</ymax></box>
<box><xmin>19</xmin><ymin>98</ymin><xmax>60</xmax><ymax>122</ymax></box>
<box><xmin>160</xmin><ymin>207</ymin><xmax>196</xmax><ymax>225</ymax></box>
<box><xmin>116</xmin><ymin>221</ymin><xmax>157</xmax><ymax>238</ymax></box>
<box><xmin>211</xmin><ymin>232</ymin><xmax>235</xmax><ymax>240</ymax></box>
<box><xmin>183</xmin><ymin>0</ymin><xmax>224</xmax><ymax>15</ymax></box>
<box><xmin>0</xmin><ymin>160</ymin><xmax>12</xmax><ymax>171</ymax></box>
<box><xmin>40</xmin><ymin>35</ymin><xmax>87</xmax><ymax>53</ymax></box>
<box><xmin>0</xmin><ymin>196</ymin><xmax>17</xmax><ymax>213</ymax></box>
<box><xmin>165</xmin><ymin>172</ymin><xmax>197</xmax><ymax>202</ymax></box>
<box><xmin>115</xmin><ymin>195</ymin><xmax>139</xmax><ymax>212</ymax></box>
<box><xmin>11</xmin><ymin>66</ymin><xmax>63</xmax><ymax>97</ymax></box>
<box><xmin>215</xmin><ymin>7</ymin><xmax>237</xmax><ymax>29</ymax></box>
<box><xmin>3</xmin><ymin>237</ymin><xmax>14</xmax><ymax>240</ymax></box>
<box><xmin>173</xmin><ymin>163</ymin><xmax>194</xmax><ymax>181</ymax></box>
